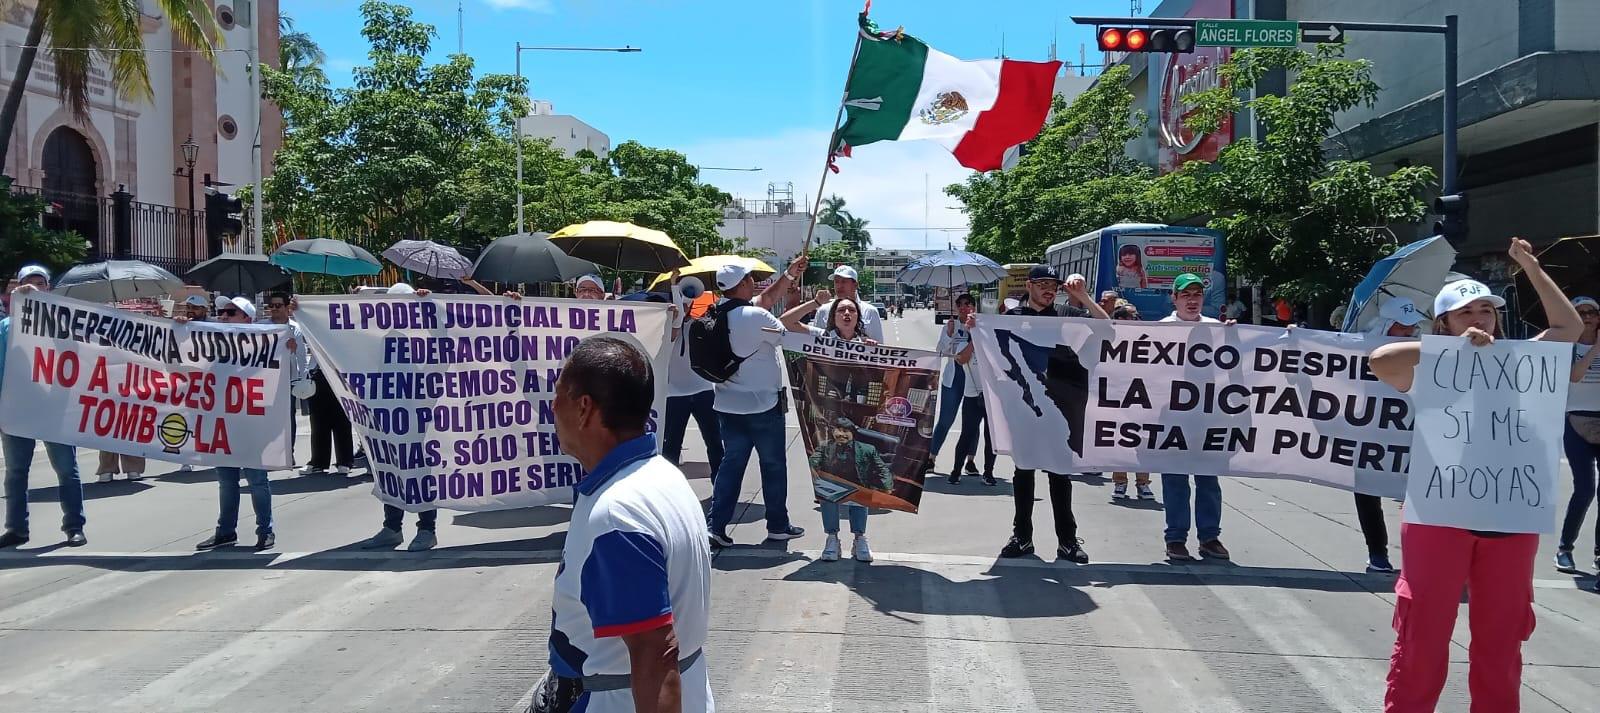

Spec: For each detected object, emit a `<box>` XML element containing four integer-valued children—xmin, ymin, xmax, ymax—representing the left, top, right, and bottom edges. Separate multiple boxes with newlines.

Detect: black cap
<box><xmin>1027</xmin><ymin>265</ymin><xmax>1060</xmax><ymax>282</ymax></box>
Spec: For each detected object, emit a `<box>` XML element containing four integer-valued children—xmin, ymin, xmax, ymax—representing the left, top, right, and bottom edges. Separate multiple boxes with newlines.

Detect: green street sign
<box><xmin>1195</xmin><ymin>19</ymin><xmax>1299</xmax><ymax>48</ymax></box>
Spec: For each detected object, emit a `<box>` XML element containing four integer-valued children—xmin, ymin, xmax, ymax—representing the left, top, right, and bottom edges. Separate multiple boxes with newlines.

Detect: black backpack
<box><xmin>688</xmin><ymin>299</ymin><xmax>747</xmax><ymax>383</ymax></box>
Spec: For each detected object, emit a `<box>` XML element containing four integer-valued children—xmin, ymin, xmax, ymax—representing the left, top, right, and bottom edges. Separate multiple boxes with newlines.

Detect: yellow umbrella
<box><xmin>549</xmin><ymin>220</ymin><xmax>691</xmax><ymax>272</ymax></box>
<box><xmin>650</xmin><ymin>254</ymin><xmax>776</xmax><ymax>291</ymax></box>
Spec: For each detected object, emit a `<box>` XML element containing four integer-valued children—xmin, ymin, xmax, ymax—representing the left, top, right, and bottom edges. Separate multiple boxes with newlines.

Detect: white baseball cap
<box><xmin>830</xmin><ymin>265</ymin><xmax>859</xmax><ymax>281</ymax></box>
<box><xmin>715</xmin><ymin>264</ymin><xmax>753</xmax><ymax>291</ymax></box>
<box><xmin>1573</xmin><ymin>296</ymin><xmax>1599</xmax><ymax>311</ymax></box>
<box><xmin>387</xmin><ymin>282</ymin><xmax>416</xmax><ymax>295</ymax></box>
<box><xmin>213</xmin><ymin>295</ymin><xmax>234</xmax><ymax>311</ymax></box>
<box><xmin>1378</xmin><ymin>297</ymin><xmax>1425</xmax><ymax>326</ymax></box>
<box><xmin>15</xmin><ymin>265</ymin><xmax>50</xmax><ymax>282</ymax></box>
<box><xmin>183</xmin><ymin>294</ymin><xmax>209</xmax><ymax>307</ymax></box>
<box><xmin>229</xmin><ymin>296</ymin><xmax>257</xmax><ymax>320</ymax></box>
<box><xmin>1434</xmin><ymin>279</ymin><xmax>1505</xmax><ymax>317</ymax></box>
<box><xmin>574</xmin><ymin>274</ymin><xmax>604</xmax><ymax>291</ymax></box>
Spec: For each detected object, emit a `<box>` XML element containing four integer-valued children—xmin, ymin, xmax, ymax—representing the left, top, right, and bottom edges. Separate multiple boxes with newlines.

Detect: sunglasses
<box><xmin>268</xmin><ymin>302</ymin><xmax>290</xmax><ymax>309</ymax></box>
<box><xmin>1581</xmin><ymin>309</ymin><xmax>1600</xmax><ymax>316</ymax></box>
<box><xmin>216</xmin><ymin>308</ymin><xmax>241</xmax><ymax>317</ymax></box>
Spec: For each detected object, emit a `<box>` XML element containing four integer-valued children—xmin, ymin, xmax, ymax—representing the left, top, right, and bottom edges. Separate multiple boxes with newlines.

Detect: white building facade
<box><xmin>518</xmin><ymin>99</ymin><xmax>609</xmax><ymax>159</ymax></box>
<box><xmin>0</xmin><ymin>0</ymin><xmax>282</xmax><ymax>270</ymax></box>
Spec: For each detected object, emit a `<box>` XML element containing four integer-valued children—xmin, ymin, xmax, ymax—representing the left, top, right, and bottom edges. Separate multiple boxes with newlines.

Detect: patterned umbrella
<box><xmin>382</xmin><ymin>239</ymin><xmax>473</xmax><ymax>279</ymax></box>
<box><xmin>896</xmin><ymin>249</ymin><xmax>1006</xmax><ymax>287</ymax></box>
<box><xmin>55</xmin><ymin>260</ymin><xmax>184</xmax><ymax>302</ymax></box>
<box><xmin>270</xmin><ymin>238</ymin><xmax>382</xmax><ymax>276</ymax></box>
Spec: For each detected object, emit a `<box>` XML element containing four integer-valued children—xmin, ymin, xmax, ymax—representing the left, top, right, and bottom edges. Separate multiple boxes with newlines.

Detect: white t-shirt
<box><xmin>1569</xmin><ymin>342</ymin><xmax>1600</xmax><ymax>413</ymax></box>
<box><xmin>814</xmin><ymin>299</ymin><xmax>884</xmax><ymax>342</ymax></box>
<box><xmin>934</xmin><ymin>323</ymin><xmax>982</xmax><ymax>397</ymax></box>
<box><xmin>549</xmin><ymin>436</ymin><xmax>713</xmax><ymax>712</ymax></box>
<box><xmin>666</xmin><ymin>320</ymin><xmax>713</xmax><ymax>398</ymax></box>
<box><xmin>1160</xmin><ymin>312</ymin><xmax>1221</xmax><ymax>324</ymax></box>
<box><xmin>712</xmin><ymin>301</ymin><xmax>785</xmax><ymax>414</ymax></box>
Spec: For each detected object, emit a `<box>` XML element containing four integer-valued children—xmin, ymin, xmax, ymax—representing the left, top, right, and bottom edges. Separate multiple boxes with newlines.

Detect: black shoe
<box><xmin>981</xmin><ymin>473</ymin><xmax>997</xmax><ymax>486</ymax></box>
<box><xmin>0</xmin><ymin>530</ymin><xmax>28</xmax><ymax>549</ymax></box>
<box><xmin>1555</xmin><ymin>549</ymin><xmax>1576</xmax><ymax>573</ymax></box>
<box><xmin>708</xmin><ymin>530</ymin><xmax>734</xmax><ymax>548</ymax></box>
<box><xmin>766</xmin><ymin>525</ymin><xmax>805</xmax><ymax>541</ymax></box>
<box><xmin>254</xmin><ymin>533</ymin><xmax>276</xmax><ymax>551</ymax></box>
<box><xmin>947</xmin><ymin>472</ymin><xmax>960</xmax><ymax>485</ymax></box>
<box><xmin>999</xmin><ymin>536</ymin><xmax>1035</xmax><ymax>558</ymax></box>
<box><xmin>196</xmin><ymin>533</ymin><xmax>238</xmax><ymax>550</ymax></box>
<box><xmin>921</xmin><ymin>460</ymin><xmax>934</xmax><ymax>476</ymax></box>
<box><xmin>1058</xmin><ymin>540</ymin><xmax>1089</xmax><ymax>564</ymax></box>
<box><xmin>964</xmin><ymin>460</ymin><xmax>980</xmax><ymax>476</ymax></box>
<box><xmin>64</xmin><ymin>530</ymin><xmax>87</xmax><ymax>547</ymax></box>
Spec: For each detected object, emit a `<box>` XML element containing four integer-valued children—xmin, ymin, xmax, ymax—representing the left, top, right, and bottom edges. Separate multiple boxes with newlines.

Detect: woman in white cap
<box><xmin>1370</xmin><ymin>238</ymin><xmax>1582</xmax><ymax>712</ymax></box>
<box><xmin>1353</xmin><ymin>296</ymin><xmax>1427</xmax><ymax>573</ymax></box>
<box><xmin>572</xmin><ymin>274</ymin><xmax>607</xmax><ymax>301</ymax></box>
<box><xmin>1556</xmin><ymin>295</ymin><xmax>1600</xmax><ymax>574</ymax></box>
<box><xmin>193</xmin><ymin>297</ymin><xmax>276</xmax><ymax>551</ymax></box>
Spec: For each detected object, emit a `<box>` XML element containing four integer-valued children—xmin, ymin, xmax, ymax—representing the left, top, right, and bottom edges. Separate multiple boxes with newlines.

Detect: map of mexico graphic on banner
<box><xmin>972</xmin><ymin>316</ymin><xmax>1415</xmax><ymax>497</ymax></box>
<box><xmin>0</xmin><ymin>291</ymin><xmax>293</xmax><ymax>469</ymax></box>
<box><xmin>294</xmin><ymin>294</ymin><xmax>671</xmax><ymax>512</ymax></box>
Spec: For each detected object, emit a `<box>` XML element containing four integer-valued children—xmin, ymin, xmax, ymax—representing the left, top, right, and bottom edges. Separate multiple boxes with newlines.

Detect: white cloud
<box><xmin>482</xmin><ymin>0</ymin><xmax>555</xmax><ymax>12</ymax></box>
<box><xmin>676</xmin><ymin>128</ymin><xmax>974</xmax><ymax>252</ymax></box>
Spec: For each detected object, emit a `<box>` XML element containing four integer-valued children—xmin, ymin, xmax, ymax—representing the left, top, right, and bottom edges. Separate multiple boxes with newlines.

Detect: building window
<box><xmin>217</xmin><ymin>5</ymin><xmax>236</xmax><ymax>30</ymax></box>
<box><xmin>218</xmin><ymin>115</ymin><xmax>238</xmax><ymax>140</ymax></box>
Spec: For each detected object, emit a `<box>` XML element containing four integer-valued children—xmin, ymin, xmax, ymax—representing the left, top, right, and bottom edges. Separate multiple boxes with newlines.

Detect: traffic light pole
<box><xmin>1072</xmin><ymin>15</ymin><xmax>1458</xmax><ymax>193</ymax></box>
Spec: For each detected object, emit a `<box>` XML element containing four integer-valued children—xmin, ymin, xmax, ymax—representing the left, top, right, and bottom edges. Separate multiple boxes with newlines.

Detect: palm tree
<box><xmin>279</xmin><ymin>14</ymin><xmax>326</xmax><ymax>89</ymax></box>
<box><xmin>842</xmin><ymin>215</ymin><xmax>872</xmax><ymax>251</ymax></box>
<box><xmin>818</xmin><ymin>193</ymin><xmax>848</xmax><ymax>228</ymax></box>
<box><xmin>0</xmin><ymin>1</ymin><xmax>221</xmax><ymax>170</ymax></box>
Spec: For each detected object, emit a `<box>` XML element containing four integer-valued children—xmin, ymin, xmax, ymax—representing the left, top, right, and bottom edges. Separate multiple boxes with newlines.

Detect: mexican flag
<box><xmin>832</xmin><ymin>16</ymin><xmax>1061</xmax><ymax>172</ymax></box>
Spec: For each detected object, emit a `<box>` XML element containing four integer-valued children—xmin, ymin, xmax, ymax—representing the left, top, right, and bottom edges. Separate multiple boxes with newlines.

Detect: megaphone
<box><xmin>678</xmin><ymin>276</ymin><xmax>705</xmax><ymax>300</ymax></box>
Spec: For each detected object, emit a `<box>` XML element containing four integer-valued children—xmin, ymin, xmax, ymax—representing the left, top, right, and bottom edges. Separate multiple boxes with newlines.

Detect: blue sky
<box><xmin>281</xmin><ymin>0</ymin><xmax>1137</xmax><ymax>248</ymax></box>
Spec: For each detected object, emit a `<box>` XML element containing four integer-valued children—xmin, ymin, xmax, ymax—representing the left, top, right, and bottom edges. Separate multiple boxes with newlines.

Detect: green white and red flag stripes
<box><xmin>831</xmin><ymin>15</ymin><xmax>1061</xmax><ymax>172</ymax></box>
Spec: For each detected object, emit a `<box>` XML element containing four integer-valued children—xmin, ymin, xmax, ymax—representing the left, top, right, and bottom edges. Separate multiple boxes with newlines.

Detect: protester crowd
<box><xmin>3</xmin><ymin>232</ymin><xmax>1598</xmax><ymax>712</ymax></box>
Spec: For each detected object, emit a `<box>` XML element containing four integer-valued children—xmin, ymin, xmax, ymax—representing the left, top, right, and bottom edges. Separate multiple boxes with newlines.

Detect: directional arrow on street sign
<box><xmin>1300</xmin><ymin>23</ymin><xmax>1344</xmax><ymax>43</ymax></box>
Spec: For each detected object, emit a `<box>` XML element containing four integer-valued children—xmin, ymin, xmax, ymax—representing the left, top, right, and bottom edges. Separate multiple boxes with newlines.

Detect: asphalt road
<box><xmin>1</xmin><ymin>308</ymin><xmax>1597</xmax><ymax>712</ymax></box>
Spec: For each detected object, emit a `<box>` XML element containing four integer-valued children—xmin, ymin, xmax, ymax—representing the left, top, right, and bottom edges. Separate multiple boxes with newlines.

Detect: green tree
<box><xmin>0</xmin><ymin>176</ymin><xmax>88</xmax><ymax>277</ymax></box>
<box><xmin>0</xmin><ymin>0</ymin><xmax>221</xmax><ymax>170</ymax></box>
<box><xmin>947</xmin><ymin>65</ymin><xmax>1162</xmax><ymax>263</ymax></box>
<box><xmin>1161</xmin><ymin>45</ymin><xmax>1435</xmax><ymax>303</ymax></box>
<box><xmin>804</xmin><ymin>239</ymin><xmax>876</xmax><ymax>296</ymax></box>
<box><xmin>278</xmin><ymin>14</ymin><xmax>327</xmax><ymax>91</ymax></box>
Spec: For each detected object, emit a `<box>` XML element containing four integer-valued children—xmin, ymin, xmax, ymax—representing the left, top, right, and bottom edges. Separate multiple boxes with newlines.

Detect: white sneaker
<box><xmin>820</xmin><ymin>534</ymin><xmax>841</xmax><ymax>561</ymax></box>
<box><xmin>126</xmin><ymin>472</ymin><xmax>144</xmax><ymax>481</ymax></box>
<box><xmin>96</xmin><ymin>473</ymin><xmax>114</xmax><ymax>483</ymax></box>
<box><xmin>299</xmin><ymin>465</ymin><xmax>326</xmax><ymax>475</ymax></box>
<box><xmin>852</xmin><ymin>535</ymin><xmax>873</xmax><ymax>562</ymax></box>
<box><xmin>177</xmin><ymin>465</ymin><xmax>193</xmax><ymax>473</ymax></box>
<box><xmin>334</xmin><ymin>465</ymin><xmax>351</xmax><ymax>475</ymax></box>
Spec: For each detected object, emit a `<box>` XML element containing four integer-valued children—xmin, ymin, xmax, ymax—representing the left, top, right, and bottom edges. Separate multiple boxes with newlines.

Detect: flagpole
<box><xmin>802</xmin><ymin>20</ymin><xmax>868</xmax><ymax>258</ymax></box>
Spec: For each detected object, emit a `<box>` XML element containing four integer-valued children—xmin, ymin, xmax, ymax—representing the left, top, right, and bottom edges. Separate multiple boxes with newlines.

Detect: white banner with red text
<box><xmin>972</xmin><ymin>316</ymin><xmax>1413</xmax><ymax>496</ymax></box>
<box><xmin>294</xmin><ymin>294</ymin><xmax>671</xmax><ymax>512</ymax></box>
<box><xmin>1</xmin><ymin>290</ymin><xmax>292</xmax><ymax>469</ymax></box>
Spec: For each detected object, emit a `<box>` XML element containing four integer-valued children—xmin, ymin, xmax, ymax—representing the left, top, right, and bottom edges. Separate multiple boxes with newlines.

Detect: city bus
<box><xmin>980</xmin><ymin>263</ymin><xmax>1039</xmax><ymax>313</ymax></box>
<box><xmin>1044</xmin><ymin>223</ymin><xmax>1226</xmax><ymax>319</ymax></box>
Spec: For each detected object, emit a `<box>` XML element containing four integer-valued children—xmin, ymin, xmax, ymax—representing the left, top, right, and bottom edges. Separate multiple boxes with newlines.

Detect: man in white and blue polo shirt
<box><xmin>543</xmin><ymin>335</ymin><xmax>713</xmax><ymax>712</ymax></box>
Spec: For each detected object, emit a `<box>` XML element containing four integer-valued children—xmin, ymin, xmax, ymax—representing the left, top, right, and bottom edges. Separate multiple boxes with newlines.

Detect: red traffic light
<box><xmin>1099</xmin><ymin>27</ymin><xmax>1123</xmax><ymax>50</ymax></box>
<box><xmin>1126</xmin><ymin>28</ymin><xmax>1148</xmax><ymax>50</ymax></box>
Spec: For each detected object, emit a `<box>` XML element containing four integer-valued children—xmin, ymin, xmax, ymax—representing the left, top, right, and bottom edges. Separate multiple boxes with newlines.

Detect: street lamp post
<box><xmin>514</xmin><ymin>43</ymin><xmax>641</xmax><ymax>236</ymax></box>
<box><xmin>176</xmin><ymin>134</ymin><xmax>199</xmax><ymax>251</ymax></box>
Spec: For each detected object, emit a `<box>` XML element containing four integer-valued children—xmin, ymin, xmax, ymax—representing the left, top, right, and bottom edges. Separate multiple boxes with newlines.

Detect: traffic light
<box><xmin>204</xmin><ymin>189</ymin><xmax>243</xmax><ymax>255</ymax></box>
<box><xmin>1097</xmin><ymin>26</ymin><xmax>1195</xmax><ymax>53</ymax></box>
<box><xmin>1433</xmin><ymin>192</ymin><xmax>1468</xmax><ymax>244</ymax></box>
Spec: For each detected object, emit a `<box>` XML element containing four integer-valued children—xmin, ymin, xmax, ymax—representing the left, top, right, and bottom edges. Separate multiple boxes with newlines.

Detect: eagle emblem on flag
<box><xmin>917</xmin><ymin>90</ymin><xmax>969</xmax><ymax>125</ymax></box>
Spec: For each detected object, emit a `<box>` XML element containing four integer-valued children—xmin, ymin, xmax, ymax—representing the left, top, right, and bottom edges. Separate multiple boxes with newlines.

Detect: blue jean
<box><xmin>2</xmin><ymin>433</ymin><xmax>83</xmax><ymax>535</ymax></box>
<box><xmin>216</xmin><ymin>467</ymin><xmax>273</xmax><ymax>538</ymax></box>
<box><xmin>821</xmin><ymin>501</ymin><xmax>868</xmax><ymax>535</ymax></box>
<box><xmin>1162</xmin><ymin>473</ymin><xmax>1221</xmax><ymax>543</ymax></box>
<box><xmin>662</xmin><ymin>390</ymin><xmax>724</xmax><ymax>481</ymax></box>
<box><xmin>1559</xmin><ymin>420</ymin><xmax>1600</xmax><ymax>552</ymax></box>
<box><xmin>928</xmin><ymin>367</ymin><xmax>965</xmax><ymax>459</ymax></box>
<box><xmin>708</xmin><ymin>401</ymin><xmax>790</xmax><ymax>535</ymax></box>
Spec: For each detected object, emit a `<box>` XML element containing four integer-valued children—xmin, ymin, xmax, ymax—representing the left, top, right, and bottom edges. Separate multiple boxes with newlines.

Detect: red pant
<box><xmin>1385</xmin><ymin>522</ymin><xmax>1538</xmax><ymax>712</ymax></box>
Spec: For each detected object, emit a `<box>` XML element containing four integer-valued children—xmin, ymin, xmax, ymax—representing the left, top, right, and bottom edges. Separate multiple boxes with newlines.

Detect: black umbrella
<box><xmin>472</xmin><ymin>232</ymin><xmax>599</xmax><ymax>284</ymax></box>
<box><xmin>1513</xmin><ymin>235</ymin><xmax>1599</xmax><ymax>329</ymax></box>
<box><xmin>186</xmin><ymin>253</ymin><xmax>292</xmax><ymax>295</ymax></box>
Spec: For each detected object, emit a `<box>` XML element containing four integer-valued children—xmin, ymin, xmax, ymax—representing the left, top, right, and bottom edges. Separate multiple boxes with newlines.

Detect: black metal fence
<box><xmin>7</xmin><ymin>182</ymin><xmax>242</xmax><ymax>276</ymax></box>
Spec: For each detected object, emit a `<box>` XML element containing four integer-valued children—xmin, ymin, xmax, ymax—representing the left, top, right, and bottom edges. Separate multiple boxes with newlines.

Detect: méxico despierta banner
<box><xmin>972</xmin><ymin>316</ymin><xmax>1413</xmax><ymax>497</ymax></box>
<box><xmin>0</xmin><ymin>290</ymin><xmax>293</xmax><ymax>469</ymax></box>
<box><xmin>782</xmin><ymin>332</ymin><xmax>942</xmax><ymax>513</ymax></box>
<box><xmin>295</xmin><ymin>294</ymin><xmax>671</xmax><ymax>511</ymax></box>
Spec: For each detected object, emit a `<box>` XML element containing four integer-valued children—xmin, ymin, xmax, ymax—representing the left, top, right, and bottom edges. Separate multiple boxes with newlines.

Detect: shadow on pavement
<box><xmin>783</xmin><ymin>560</ymin><xmax>1099</xmax><ymax>620</ymax></box>
<box><xmin>0</xmin><ymin>534</ymin><xmax>570</xmax><ymax>573</ymax></box>
<box><xmin>919</xmin><ymin>477</ymin><xmax>1015</xmax><ymax>497</ymax></box>
<box><xmin>29</xmin><ymin>480</ymin><xmax>156</xmax><ymax>502</ymax></box>
<box><xmin>452</xmin><ymin>505</ymin><xmax>573</xmax><ymax>529</ymax></box>
<box><xmin>1108</xmin><ymin>497</ymin><xmax>1164</xmax><ymax>511</ymax></box>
